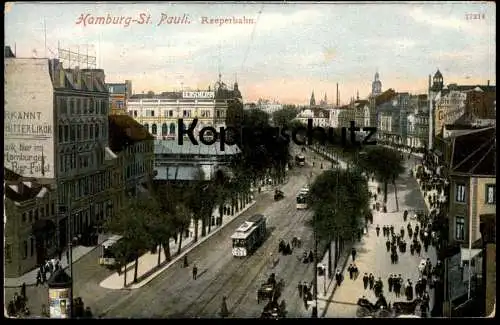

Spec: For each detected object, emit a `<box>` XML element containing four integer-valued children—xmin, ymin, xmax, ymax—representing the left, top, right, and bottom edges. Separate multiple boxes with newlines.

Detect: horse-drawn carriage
<box><xmin>257</xmin><ymin>273</ymin><xmax>284</xmax><ymax>304</ymax></box>
<box><xmin>260</xmin><ymin>299</ymin><xmax>286</xmax><ymax>319</ymax></box>
<box><xmin>356</xmin><ymin>296</ymin><xmax>422</xmax><ymax>318</ymax></box>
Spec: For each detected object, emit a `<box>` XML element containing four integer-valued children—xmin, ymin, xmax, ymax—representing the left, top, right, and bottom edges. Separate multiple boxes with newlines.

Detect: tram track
<box><xmin>186</xmin><ymin>197</ymin><xmax>313</xmax><ymax>317</ymax></box>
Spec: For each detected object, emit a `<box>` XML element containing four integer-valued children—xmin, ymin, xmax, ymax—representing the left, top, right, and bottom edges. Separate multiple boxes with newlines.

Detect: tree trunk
<box><xmin>163</xmin><ymin>240</ymin><xmax>172</xmax><ymax>261</ymax></box>
<box><xmin>194</xmin><ymin>219</ymin><xmax>199</xmax><ymax>242</ymax></box>
<box><xmin>177</xmin><ymin>228</ymin><xmax>183</xmax><ymax>255</ymax></box>
<box><xmin>208</xmin><ymin>213</ymin><xmax>212</xmax><ymax>234</ymax></box>
<box><xmin>157</xmin><ymin>243</ymin><xmax>162</xmax><ymax>266</ymax></box>
<box><xmin>328</xmin><ymin>236</ymin><xmax>333</xmax><ymax>279</ymax></box>
<box><xmin>133</xmin><ymin>256</ymin><xmax>139</xmax><ymax>283</ymax></box>
<box><xmin>201</xmin><ymin>215</ymin><xmax>207</xmax><ymax>237</ymax></box>
<box><xmin>123</xmin><ymin>260</ymin><xmax>127</xmax><ymax>287</ymax></box>
<box><xmin>383</xmin><ymin>181</ymin><xmax>388</xmax><ymax>203</ymax></box>
<box><xmin>393</xmin><ymin>179</ymin><xmax>399</xmax><ymax>212</ymax></box>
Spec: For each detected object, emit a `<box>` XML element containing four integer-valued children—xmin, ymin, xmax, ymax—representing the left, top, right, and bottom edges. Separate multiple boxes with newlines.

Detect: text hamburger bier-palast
<box><xmin>182</xmin><ymin>91</ymin><xmax>215</xmax><ymax>99</ymax></box>
<box><xmin>177</xmin><ymin>118</ymin><xmax>377</xmax><ymax>151</ymax></box>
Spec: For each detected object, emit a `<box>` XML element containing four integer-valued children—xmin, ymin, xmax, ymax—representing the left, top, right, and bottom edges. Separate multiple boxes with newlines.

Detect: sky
<box><xmin>5</xmin><ymin>1</ymin><xmax>496</xmax><ymax>105</ymax></box>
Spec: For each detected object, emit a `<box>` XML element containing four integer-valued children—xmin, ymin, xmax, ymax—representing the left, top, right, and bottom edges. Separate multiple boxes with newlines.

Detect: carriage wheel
<box><xmin>356</xmin><ymin>307</ymin><xmax>371</xmax><ymax>318</ymax></box>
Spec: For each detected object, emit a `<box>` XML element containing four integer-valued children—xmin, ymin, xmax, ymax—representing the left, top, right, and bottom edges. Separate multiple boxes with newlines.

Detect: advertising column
<box><xmin>47</xmin><ymin>269</ymin><xmax>72</xmax><ymax>318</ymax></box>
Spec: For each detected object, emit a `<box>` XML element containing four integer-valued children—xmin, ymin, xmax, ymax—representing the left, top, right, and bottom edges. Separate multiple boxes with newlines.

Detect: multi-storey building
<box><xmin>256</xmin><ymin>99</ymin><xmax>283</xmax><ymax>116</ymax></box>
<box><xmin>406</xmin><ymin>94</ymin><xmax>429</xmax><ymax>150</ymax></box>
<box><xmin>294</xmin><ymin>107</ymin><xmax>330</xmax><ymax>128</ymax></box>
<box><xmin>4</xmin><ymin>169</ymin><xmax>58</xmax><ymax>277</ymax></box>
<box><xmin>107</xmin><ymin>80</ymin><xmax>132</xmax><ymax>115</ymax></box>
<box><xmin>108</xmin><ymin>114</ymin><xmax>155</xmax><ymax>200</ymax></box>
<box><xmin>434</xmin><ymin>89</ymin><xmax>467</xmax><ymax>137</ymax></box>
<box><xmin>127</xmin><ymin>77</ymin><xmax>241</xmax><ymax>139</ymax></box>
<box><xmin>4</xmin><ymin>53</ymin><xmax>114</xmax><ymax>253</ymax></box>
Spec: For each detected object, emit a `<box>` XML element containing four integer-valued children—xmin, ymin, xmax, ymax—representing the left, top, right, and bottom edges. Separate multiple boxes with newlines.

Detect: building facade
<box><xmin>127</xmin><ymin>78</ymin><xmax>241</xmax><ymax>139</ymax></box>
<box><xmin>294</xmin><ymin>107</ymin><xmax>330</xmax><ymax>128</ymax></box>
<box><xmin>107</xmin><ymin>80</ymin><xmax>132</xmax><ymax>115</ymax></box>
<box><xmin>4</xmin><ymin>171</ymin><xmax>58</xmax><ymax>277</ymax></box>
<box><xmin>5</xmin><ymin>54</ymin><xmax>115</xmax><ymax>253</ymax></box>
<box><xmin>108</xmin><ymin>114</ymin><xmax>155</xmax><ymax>201</ymax></box>
<box><xmin>406</xmin><ymin>94</ymin><xmax>429</xmax><ymax>150</ymax></box>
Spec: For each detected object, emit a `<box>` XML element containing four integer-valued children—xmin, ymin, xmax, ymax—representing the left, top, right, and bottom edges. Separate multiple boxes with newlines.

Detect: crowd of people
<box><xmin>6</xmin><ymin>285</ymin><xmax>29</xmax><ymax>317</ymax></box>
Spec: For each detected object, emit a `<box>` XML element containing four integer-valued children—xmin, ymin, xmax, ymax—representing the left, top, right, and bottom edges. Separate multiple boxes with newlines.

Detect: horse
<box><xmin>393</xmin><ymin>298</ymin><xmax>422</xmax><ymax>315</ymax></box>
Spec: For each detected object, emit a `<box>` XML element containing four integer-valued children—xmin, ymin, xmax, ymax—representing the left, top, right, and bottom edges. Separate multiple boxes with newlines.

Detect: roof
<box><xmin>4</xmin><ymin>179</ymin><xmax>50</xmax><ymax>202</ymax></box>
<box><xmin>4</xmin><ymin>46</ymin><xmax>15</xmax><ymax>57</ymax></box>
<box><xmin>354</xmin><ymin>100</ymin><xmax>369</xmax><ymax>107</ymax></box>
<box><xmin>108</xmin><ymin>115</ymin><xmax>154</xmax><ymax>152</ymax></box>
<box><xmin>4</xmin><ymin>167</ymin><xmax>22</xmax><ymax>181</ymax></box>
<box><xmin>375</xmin><ymin>89</ymin><xmax>397</xmax><ymax>105</ymax></box>
<box><xmin>434</xmin><ymin>69</ymin><xmax>442</xmax><ymax>78</ymax></box>
<box><xmin>154</xmin><ymin>139</ymin><xmax>241</xmax><ymax>156</ymax></box>
<box><xmin>448</xmin><ymin>84</ymin><xmax>496</xmax><ymax>93</ymax></box>
<box><xmin>451</xmin><ymin>126</ymin><xmax>496</xmax><ymax>175</ymax></box>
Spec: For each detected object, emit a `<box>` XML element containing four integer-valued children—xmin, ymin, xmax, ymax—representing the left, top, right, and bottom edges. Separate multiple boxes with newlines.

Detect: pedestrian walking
<box><xmin>388</xmin><ymin>275</ymin><xmax>393</xmax><ymax>292</ymax></box>
<box><xmin>416</xmin><ymin>242</ymin><xmax>422</xmax><ymax>256</ymax></box>
<box><xmin>335</xmin><ymin>269</ymin><xmax>343</xmax><ymax>286</ymax></box>
<box><xmin>390</xmin><ymin>225</ymin><xmax>394</xmax><ymax>236</ymax></box>
<box><xmin>348</xmin><ymin>264</ymin><xmax>354</xmax><ymax>280</ymax></box>
<box><xmin>183</xmin><ymin>255</ymin><xmax>189</xmax><ymax>268</ymax></box>
<box><xmin>351</xmin><ymin>248</ymin><xmax>357</xmax><ymax>262</ymax></box>
<box><xmin>376</xmin><ymin>225</ymin><xmax>380</xmax><ymax>237</ymax></box>
<box><xmin>352</xmin><ymin>264</ymin><xmax>359</xmax><ymax>279</ymax></box>
<box><xmin>298</xmin><ymin>282</ymin><xmax>303</xmax><ymax>298</ymax></box>
<box><xmin>403</xmin><ymin>210</ymin><xmax>408</xmax><ymax>222</ymax></box>
<box><xmin>21</xmin><ymin>282</ymin><xmax>26</xmax><ymax>301</ymax></box>
<box><xmin>382</xmin><ymin>226</ymin><xmax>386</xmax><ymax>237</ymax></box>
<box><xmin>400</xmin><ymin>227</ymin><xmax>405</xmax><ymax>239</ymax></box>
<box><xmin>410</xmin><ymin>243</ymin><xmax>415</xmax><ymax>255</ymax></box>
<box><xmin>374</xmin><ymin>277</ymin><xmax>383</xmax><ymax>297</ymax></box>
<box><xmin>362</xmin><ymin>273</ymin><xmax>369</xmax><ymax>290</ymax></box>
<box><xmin>368</xmin><ymin>273</ymin><xmax>375</xmax><ymax>290</ymax></box>
<box><xmin>192</xmin><ymin>264</ymin><xmax>198</xmax><ymax>280</ymax></box>
<box><xmin>220</xmin><ymin>296</ymin><xmax>229</xmax><ymax>318</ymax></box>
<box><xmin>36</xmin><ymin>270</ymin><xmax>42</xmax><ymax>286</ymax></box>
<box><xmin>385</xmin><ymin>240</ymin><xmax>391</xmax><ymax>252</ymax></box>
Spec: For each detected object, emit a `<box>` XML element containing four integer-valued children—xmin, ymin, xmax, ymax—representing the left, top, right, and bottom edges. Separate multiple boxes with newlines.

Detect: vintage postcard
<box><xmin>4</xmin><ymin>1</ymin><xmax>495</xmax><ymax>319</ymax></box>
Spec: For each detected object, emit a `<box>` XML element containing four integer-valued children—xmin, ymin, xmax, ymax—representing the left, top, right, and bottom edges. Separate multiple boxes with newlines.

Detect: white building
<box><xmin>294</xmin><ymin>108</ymin><xmax>330</xmax><ymax>127</ymax></box>
<box><xmin>256</xmin><ymin>99</ymin><xmax>283</xmax><ymax>116</ymax></box>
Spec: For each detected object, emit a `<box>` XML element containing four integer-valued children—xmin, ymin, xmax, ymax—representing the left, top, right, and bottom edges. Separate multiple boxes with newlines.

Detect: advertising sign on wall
<box><xmin>4</xmin><ymin>59</ymin><xmax>55</xmax><ymax>178</ymax></box>
<box><xmin>48</xmin><ymin>288</ymin><xmax>71</xmax><ymax>319</ymax></box>
<box><xmin>182</xmin><ymin>91</ymin><xmax>215</xmax><ymax>99</ymax></box>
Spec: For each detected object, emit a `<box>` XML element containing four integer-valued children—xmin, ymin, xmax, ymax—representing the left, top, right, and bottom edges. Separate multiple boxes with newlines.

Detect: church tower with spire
<box><xmin>310</xmin><ymin>91</ymin><xmax>316</xmax><ymax>107</ymax></box>
<box><xmin>372</xmin><ymin>71</ymin><xmax>382</xmax><ymax>97</ymax></box>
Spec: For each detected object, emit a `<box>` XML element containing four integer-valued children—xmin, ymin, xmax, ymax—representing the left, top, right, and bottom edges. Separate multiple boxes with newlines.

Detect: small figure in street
<box><xmin>393</xmin><ymin>275</ymin><xmax>401</xmax><ymax>298</ymax></box>
<box><xmin>376</xmin><ymin>225</ymin><xmax>380</xmax><ymax>237</ymax></box>
<box><xmin>422</xmin><ymin>291</ymin><xmax>430</xmax><ymax>311</ymax></box>
<box><xmin>220</xmin><ymin>296</ymin><xmax>229</xmax><ymax>318</ymax></box>
<box><xmin>352</xmin><ymin>264</ymin><xmax>359</xmax><ymax>279</ymax></box>
<box><xmin>183</xmin><ymin>255</ymin><xmax>189</xmax><ymax>268</ymax></box>
<box><xmin>385</xmin><ymin>239</ymin><xmax>391</xmax><ymax>252</ymax></box>
<box><xmin>388</xmin><ymin>275</ymin><xmax>393</xmax><ymax>292</ymax></box>
<box><xmin>405</xmin><ymin>280</ymin><xmax>413</xmax><ymax>301</ymax></box>
<box><xmin>410</xmin><ymin>243</ymin><xmax>415</xmax><ymax>255</ymax></box>
<box><xmin>335</xmin><ymin>269</ymin><xmax>343</xmax><ymax>286</ymax></box>
<box><xmin>390</xmin><ymin>225</ymin><xmax>395</xmax><ymax>236</ymax></box>
<box><xmin>298</xmin><ymin>282</ymin><xmax>303</xmax><ymax>298</ymax></box>
<box><xmin>351</xmin><ymin>248</ymin><xmax>357</xmax><ymax>262</ymax></box>
<box><xmin>362</xmin><ymin>273</ymin><xmax>369</xmax><ymax>289</ymax></box>
<box><xmin>400</xmin><ymin>227</ymin><xmax>405</xmax><ymax>239</ymax></box>
<box><xmin>308</xmin><ymin>250</ymin><xmax>314</xmax><ymax>263</ymax></box>
<box><xmin>416</xmin><ymin>242</ymin><xmax>422</xmax><ymax>256</ymax></box>
<box><xmin>348</xmin><ymin>264</ymin><xmax>354</xmax><ymax>280</ymax></box>
<box><xmin>192</xmin><ymin>264</ymin><xmax>198</xmax><ymax>280</ymax></box>
<box><xmin>368</xmin><ymin>273</ymin><xmax>375</xmax><ymax>290</ymax></box>
<box><xmin>36</xmin><ymin>270</ymin><xmax>42</xmax><ymax>286</ymax></box>
<box><xmin>421</xmin><ymin>276</ymin><xmax>427</xmax><ymax>290</ymax></box>
<box><xmin>382</xmin><ymin>225</ymin><xmax>387</xmax><ymax>237</ymax></box>
<box><xmin>374</xmin><ymin>277</ymin><xmax>383</xmax><ymax>297</ymax></box>
<box><xmin>415</xmin><ymin>279</ymin><xmax>422</xmax><ymax>298</ymax></box>
<box><xmin>403</xmin><ymin>210</ymin><xmax>408</xmax><ymax>222</ymax></box>
<box><xmin>21</xmin><ymin>282</ymin><xmax>26</xmax><ymax>301</ymax></box>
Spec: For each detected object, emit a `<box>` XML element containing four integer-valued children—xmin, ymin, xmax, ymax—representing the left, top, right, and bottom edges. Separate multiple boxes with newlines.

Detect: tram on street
<box><xmin>231</xmin><ymin>214</ymin><xmax>267</xmax><ymax>257</ymax></box>
<box><xmin>296</xmin><ymin>186</ymin><xmax>309</xmax><ymax>210</ymax></box>
<box><xmin>295</xmin><ymin>154</ymin><xmax>306</xmax><ymax>167</ymax></box>
<box><xmin>98</xmin><ymin>234</ymin><xmax>123</xmax><ymax>266</ymax></box>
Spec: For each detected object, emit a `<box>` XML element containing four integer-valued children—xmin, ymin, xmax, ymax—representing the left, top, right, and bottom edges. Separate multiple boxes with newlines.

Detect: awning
<box><xmin>460</xmin><ymin>248</ymin><xmax>482</xmax><ymax>263</ymax></box>
<box><xmin>104</xmin><ymin>146</ymin><xmax>118</xmax><ymax>160</ymax></box>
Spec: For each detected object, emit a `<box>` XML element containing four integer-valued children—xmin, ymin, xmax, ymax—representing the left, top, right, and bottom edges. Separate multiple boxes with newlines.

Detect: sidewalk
<box><xmin>99</xmin><ymin>199</ymin><xmax>257</xmax><ymax>290</ymax></box>
<box><xmin>4</xmin><ymin>233</ymin><xmax>113</xmax><ymax>288</ymax></box>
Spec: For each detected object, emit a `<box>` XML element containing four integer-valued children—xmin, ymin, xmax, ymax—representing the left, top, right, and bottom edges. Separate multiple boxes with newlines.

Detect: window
<box><xmin>77</xmin><ymin>125</ymin><xmax>82</xmax><ymax>140</ymax></box>
<box><xmin>30</xmin><ymin>237</ymin><xmax>35</xmax><ymax>257</ymax></box>
<box><xmin>46</xmin><ymin>204</ymin><xmax>49</xmax><ymax>216</ymax></box>
<box><xmin>151</xmin><ymin>124</ymin><xmax>157</xmax><ymax>135</ymax></box>
<box><xmin>70</xmin><ymin>125</ymin><xmax>76</xmax><ymax>141</ymax></box>
<box><xmin>59</xmin><ymin>125</ymin><xmax>64</xmax><ymax>143</ymax></box>
<box><xmin>29</xmin><ymin>211</ymin><xmax>33</xmax><ymax>223</ymax></box>
<box><xmin>22</xmin><ymin>241</ymin><xmax>28</xmax><ymax>259</ymax></box>
<box><xmin>144</xmin><ymin>123</ymin><xmax>149</xmax><ymax>132</ymax></box>
<box><xmin>83</xmin><ymin>124</ymin><xmax>88</xmax><ymax>139</ymax></box>
<box><xmin>486</xmin><ymin>184</ymin><xmax>496</xmax><ymax>204</ymax></box>
<box><xmin>169</xmin><ymin>110</ymin><xmax>173</xmax><ymax>117</ymax></box>
<box><xmin>22</xmin><ymin>213</ymin><xmax>26</xmax><ymax>223</ymax></box>
<box><xmin>455</xmin><ymin>216</ymin><xmax>465</xmax><ymax>240</ymax></box>
<box><xmin>71</xmin><ymin>98</ymin><xmax>76</xmax><ymax>115</ymax></box>
<box><xmin>95</xmin><ymin>124</ymin><xmax>100</xmax><ymax>138</ymax></box>
<box><xmin>89</xmin><ymin>98</ymin><xmax>94</xmax><ymax>114</ymax></box>
<box><xmin>455</xmin><ymin>184</ymin><xmax>466</xmax><ymax>202</ymax></box>
<box><xmin>5</xmin><ymin>244</ymin><xmax>12</xmax><ymax>262</ymax></box>
<box><xmin>169</xmin><ymin>123</ymin><xmax>176</xmax><ymax>135</ymax></box>
<box><xmin>59</xmin><ymin>98</ymin><xmax>68</xmax><ymax>115</ymax></box>
<box><xmin>84</xmin><ymin>98</ymin><xmax>89</xmax><ymax>114</ymax></box>
<box><xmin>51</xmin><ymin>202</ymin><xmax>55</xmax><ymax>215</ymax></box>
<box><xmin>64</xmin><ymin>125</ymin><xmax>69</xmax><ymax>141</ymax></box>
<box><xmin>89</xmin><ymin>124</ymin><xmax>94</xmax><ymax>140</ymax></box>
<box><xmin>162</xmin><ymin>123</ymin><xmax>168</xmax><ymax>136</ymax></box>
<box><xmin>183</xmin><ymin>110</ymin><xmax>191</xmax><ymax>118</ymax></box>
